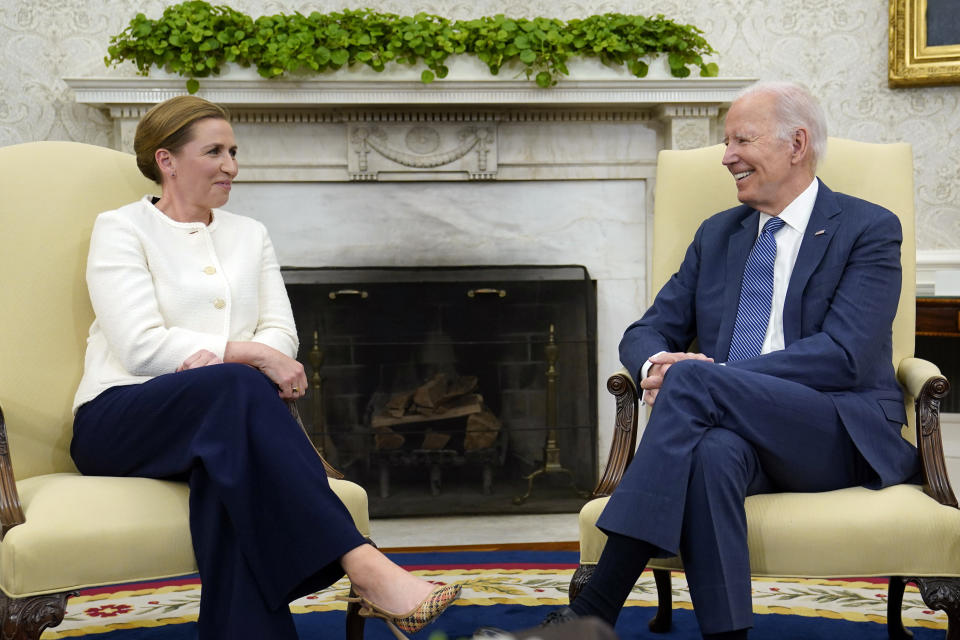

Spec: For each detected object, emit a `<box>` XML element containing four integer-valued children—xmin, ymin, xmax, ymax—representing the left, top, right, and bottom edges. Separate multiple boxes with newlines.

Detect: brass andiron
<box><xmin>309</xmin><ymin>330</ymin><xmax>327</xmax><ymax>458</ymax></box>
<box><xmin>513</xmin><ymin>324</ymin><xmax>587</xmax><ymax>505</ymax></box>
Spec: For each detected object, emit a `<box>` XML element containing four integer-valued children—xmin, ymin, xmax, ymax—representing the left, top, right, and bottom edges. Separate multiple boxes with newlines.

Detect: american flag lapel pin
<box><xmin>814</xmin><ymin>229</ymin><xmax>826</xmax><ymax>236</ymax></box>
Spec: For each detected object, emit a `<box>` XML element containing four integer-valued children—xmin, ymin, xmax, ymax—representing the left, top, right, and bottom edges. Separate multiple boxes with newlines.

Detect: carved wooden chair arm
<box><xmin>898</xmin><ymin>357</ymin><xmax>957</xmax><ymax>508</ymax></box>
<box><xmin>591</xmin><ymin>368</ymin><xmax>640</xmax><ymax>498</ymax></box>
<box><xmin>0</xmin><ymin>405</ymin><xmax>25</xmax><ymax>539</ymax></box>
<box><xmin>285</xmin><ymin>399</ymin><xmax>345</xmax><ymax>480</ymax></box>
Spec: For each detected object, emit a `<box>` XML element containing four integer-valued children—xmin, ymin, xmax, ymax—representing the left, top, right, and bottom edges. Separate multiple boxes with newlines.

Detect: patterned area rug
<box><xmin>41</xmin><ymin>551</ymin><xmax>949</xmax><ymax>639</ymax></box>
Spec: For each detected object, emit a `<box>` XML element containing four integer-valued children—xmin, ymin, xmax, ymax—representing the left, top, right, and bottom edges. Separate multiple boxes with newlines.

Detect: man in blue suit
<box><xmin>545</xmin><ymin>82</ymin><xmax>920</xmax><ymax>638</ymax></box>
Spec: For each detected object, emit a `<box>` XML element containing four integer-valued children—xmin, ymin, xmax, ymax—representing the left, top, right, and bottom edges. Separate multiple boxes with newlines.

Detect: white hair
<box><xmin>734</xmin><ymin>81</ymin><xmax>828</xmax><ymax>168</ymax></box>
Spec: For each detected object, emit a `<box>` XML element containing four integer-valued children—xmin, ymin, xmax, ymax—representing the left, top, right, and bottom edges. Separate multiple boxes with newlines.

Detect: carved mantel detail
<box><xmin>349</xmin><ymin>123</ymin><xmax>497</xmax><ymax>181</ymax></box>
<box><xmin>654</xmin><ymin>104</ymin><xmax>722</xmax><ymax>151</ymax></box>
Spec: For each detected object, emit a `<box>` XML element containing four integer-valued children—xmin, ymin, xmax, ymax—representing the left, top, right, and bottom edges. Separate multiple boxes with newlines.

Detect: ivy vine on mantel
<box><xmin>105</xmin><ymin>1</ymin><xmax>719</xmax><ymax>94</ymax></box>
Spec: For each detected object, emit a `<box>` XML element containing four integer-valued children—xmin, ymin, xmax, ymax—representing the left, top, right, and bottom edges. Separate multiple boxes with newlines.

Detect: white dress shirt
<box><xmin>758</xmin><ymin>177</ymin><xmax>818</xmax><ymax>353</ymax></box>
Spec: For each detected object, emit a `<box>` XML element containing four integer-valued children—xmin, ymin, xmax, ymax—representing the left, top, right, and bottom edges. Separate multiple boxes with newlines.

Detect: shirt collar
<box><xmin>757</xmin><ymin>178</ymin><xmax>818</xmax><ymax>235</ymax></box>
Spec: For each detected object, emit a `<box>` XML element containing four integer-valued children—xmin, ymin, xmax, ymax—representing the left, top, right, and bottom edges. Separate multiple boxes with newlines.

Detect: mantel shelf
<box><xmin>65</xmin><ymin>75</ymin><xmax>755</xmax><ymax>109</ymax></box>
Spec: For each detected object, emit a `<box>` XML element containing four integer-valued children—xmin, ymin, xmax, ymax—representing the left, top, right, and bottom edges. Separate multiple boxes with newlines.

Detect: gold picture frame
<box><xmin>889</xmin><ymin>0</ymin><xmax>960</xmax><ymax>87</ymax></box>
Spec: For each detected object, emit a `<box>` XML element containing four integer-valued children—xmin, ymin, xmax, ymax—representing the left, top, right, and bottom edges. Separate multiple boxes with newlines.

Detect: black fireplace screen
<box><xmin>283</xmin><ymin>265</ymin><xmax>597</xmax><ymax>517</ymax></box>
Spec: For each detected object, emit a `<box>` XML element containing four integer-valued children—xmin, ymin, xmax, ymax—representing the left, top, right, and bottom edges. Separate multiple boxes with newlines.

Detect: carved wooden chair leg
<box><xmin>911</xmin><ymin>577</ymin><xmax>960</xmax><ymax>640</ymax></box>
<box><xmin>345</xmin><ymin>584</ymin><xmax>366</xmax><ymax>640</ymax></box>
<box><xmin>886</xmin><ymin>577</ymin><xmax>913</xmax><ymax>640</ymax></box>
<box><xmin>648</xmin><ymin>568</ymin><xmax>673</xmax><ymax>633</ymax></box>
<box><xmin>0</xmin><ymin>591</ymin><xmax>72</xmax><ymax>640</ymax></box>
<box><xmin>568</xmin><ymin>564</ymin><xmax>595</xmax><ymax>603</ymax></box>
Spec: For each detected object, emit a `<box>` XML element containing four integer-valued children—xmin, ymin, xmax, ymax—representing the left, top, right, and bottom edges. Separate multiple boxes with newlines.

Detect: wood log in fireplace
<box><xmin>385</xmin><ymin>390</ymin><xmax>414</xmax><ymax>418</ymax></box>
<box><xmin>374</xmin><ymin>425</ymin><xmax>405</xmax><ymax>450</ymax></box>
<box><xmin>412</xmin><ymin>373</ymin><xmax>479</xmax><ymax>414</ymax></box>
<box><xmin>371</xmin><ymin>373</ymin><xmax>501</xmax><ymax>456</ymax></box>
<box><xmin>421</xmin><ymin>430</ymin><xmax>452</xmax><ymax>450</ymax></box>
<box><xmin>372</xmin><ymin>373</ymin><xmax>484</xmax><ymax>429</ymax></box>
<box><xmin>368</xmin><ymin>372</ymin><xmax>504</xmax><ymax>496</ymax></box>
<box><xmin>412</xmin><ymin>373</ymin><xmax>447</xmax><ymax>410</ymax></box>
<box><xmin>464</xmin><ymin>409</ymin><xmax>501</xmax><ymax>451</ymax></box>
<box><xmin>371</xmin><ymin>393</ymin><xmax>484</xmax><ymax>429</ymax></box>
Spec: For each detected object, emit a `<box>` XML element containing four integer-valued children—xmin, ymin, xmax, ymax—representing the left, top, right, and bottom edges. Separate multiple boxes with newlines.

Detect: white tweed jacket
<box><xmin>73</xmin><ymin>196</ymin><xmax>298</xmax><ymax>412</ymax></box>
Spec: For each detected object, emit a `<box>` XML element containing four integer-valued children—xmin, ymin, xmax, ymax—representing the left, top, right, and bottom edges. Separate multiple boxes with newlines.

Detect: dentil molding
<box><xmin>65</xmin><ymin>76</ymin><xmax>753</xmax><ymax>109</ymax></box>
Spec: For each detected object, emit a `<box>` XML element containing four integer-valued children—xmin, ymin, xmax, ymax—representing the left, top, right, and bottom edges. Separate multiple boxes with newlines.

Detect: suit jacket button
<box><xmin>213</xmin><ymin>298</ymin><xmax>226</xmax><ymax>310</ymax></box>
<box><xmin>203</xmin><ymin>266</ymin><xmax>217</xmax><ymax>275</ymax></box>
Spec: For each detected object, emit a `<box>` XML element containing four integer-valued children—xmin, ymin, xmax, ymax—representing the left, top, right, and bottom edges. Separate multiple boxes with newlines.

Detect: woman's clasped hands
<box><xmin>179</xmin><ymin>343</ymin><xmax>308</xmax><ymax>399</ymax></box>
<box><xmin>226</xmin><ymin>341</ymin><xmax>307</xmax><ymax>399</ymax></box>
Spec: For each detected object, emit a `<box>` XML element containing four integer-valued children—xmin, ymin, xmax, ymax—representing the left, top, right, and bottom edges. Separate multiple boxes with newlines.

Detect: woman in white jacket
<box><xmin>70</xmin><ymin>95</ymin><xmax>458</xmax><ymax>640</ymax></box>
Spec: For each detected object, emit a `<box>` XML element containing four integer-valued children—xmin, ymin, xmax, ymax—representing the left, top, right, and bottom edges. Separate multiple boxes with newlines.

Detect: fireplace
<box><xmin>67</xmin><ymin>70</ymin><xmax>751</xmax><ymax>510</ymax></box>
<box><xmin>284</xmin><ymin>266</ymin><xmax>596</xmax><ymax>516</ymax></box>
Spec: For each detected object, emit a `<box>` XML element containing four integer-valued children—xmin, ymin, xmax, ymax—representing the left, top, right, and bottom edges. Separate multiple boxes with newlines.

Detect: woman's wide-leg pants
<box><xmin>72</xmin><ymin>363</ymin><xmax>367</xmax><ymax>639</ymax></box>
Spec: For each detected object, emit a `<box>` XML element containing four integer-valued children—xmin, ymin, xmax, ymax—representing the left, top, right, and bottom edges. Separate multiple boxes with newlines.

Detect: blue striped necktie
<box><xmin>728</xmin><ymin>216</ymin><xmax>786</xmax><ymax>361</ymax></box>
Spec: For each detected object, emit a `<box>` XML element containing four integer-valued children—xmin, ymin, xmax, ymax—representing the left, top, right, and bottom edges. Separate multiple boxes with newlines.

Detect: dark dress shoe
<box><xmin>541</xmin><ymin>606</ymin><xmax>580</xmax><ymax>626</ymax></box>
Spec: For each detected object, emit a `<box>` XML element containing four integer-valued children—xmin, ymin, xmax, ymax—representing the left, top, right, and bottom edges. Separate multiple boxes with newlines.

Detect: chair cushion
<box><xmin>579</xmin><ymin>484</ymin><xmax>960</xmax><ymax>577</ymax></box>
<box><xmin>0</xmin><ymin>473</ymin><xmax>370</xmax><ymax>597</ymax></box>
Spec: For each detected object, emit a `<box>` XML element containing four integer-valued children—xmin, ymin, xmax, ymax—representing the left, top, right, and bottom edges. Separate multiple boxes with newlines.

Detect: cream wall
<box><xmin>1</xmin><ymin>0</ymin><xmax>959</xmax><ymax>252</ymax></box>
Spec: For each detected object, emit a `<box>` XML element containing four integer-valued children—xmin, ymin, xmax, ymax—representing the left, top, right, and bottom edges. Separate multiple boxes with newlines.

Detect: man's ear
<box><xmin>790</xmin><ymin>128</ymin><xmax>810</xmax><ymax>166</ymax></box>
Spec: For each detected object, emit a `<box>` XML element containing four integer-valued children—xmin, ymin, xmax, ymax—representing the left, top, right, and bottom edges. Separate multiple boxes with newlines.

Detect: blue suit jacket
<box><xmin>620</xmin><ymin>180</ymin><xmax>919</xmax><ymax>488</ymax></box>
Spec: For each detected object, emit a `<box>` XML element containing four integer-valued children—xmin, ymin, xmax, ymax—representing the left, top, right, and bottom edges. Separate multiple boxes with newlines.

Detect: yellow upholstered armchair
<box><xmin>571</xmin><ymin>138</ymin><xmax>960</xmax><ymax>638</ymax></box>
<box><xmin>0</xmin><ymin>142</ymin><xmax>371</xmax><ymax>639</ymax></box>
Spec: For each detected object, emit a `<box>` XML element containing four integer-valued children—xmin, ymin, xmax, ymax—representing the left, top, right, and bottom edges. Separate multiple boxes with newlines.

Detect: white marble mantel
<box><xmin>66</xmin><ymin>69</ymin><xmax>754</xmax><ymax>471</ymax></box>
<box><xmin>66</xmin><ymin>65</ymin><xmax>755</xmax><ymax>173</ymax></box>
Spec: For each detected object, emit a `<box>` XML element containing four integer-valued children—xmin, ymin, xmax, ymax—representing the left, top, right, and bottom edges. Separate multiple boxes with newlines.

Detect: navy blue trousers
<box><xmin>72</xmin><ymin>363</ymin><xmax>367</xmax><ymax>640</ymax></box>
<box><xmin>596</xmin><ymin>359</ymin><xmax>876</xmax><ymax>634</ymax></box>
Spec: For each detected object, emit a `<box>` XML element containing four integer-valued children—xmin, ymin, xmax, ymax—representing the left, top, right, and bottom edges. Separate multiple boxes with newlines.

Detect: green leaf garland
<box><xmin>105</xmin><ymin>1</ymin><xmax>719</xmax><ymax>94</ymax></box>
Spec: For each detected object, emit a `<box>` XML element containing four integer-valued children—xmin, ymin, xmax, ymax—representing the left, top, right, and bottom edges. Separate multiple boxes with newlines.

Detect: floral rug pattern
<box><xmin>42</xmin><ymin>569</ymin><xmax>947</xmax><ymax>638</ymax></box>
